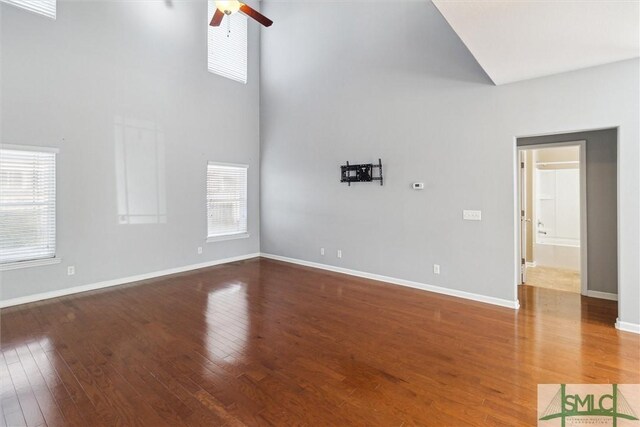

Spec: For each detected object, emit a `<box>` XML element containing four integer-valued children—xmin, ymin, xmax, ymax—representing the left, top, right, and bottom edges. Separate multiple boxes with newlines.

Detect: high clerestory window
<box><xmin>208</xmin><ymin>0</ymin><xmax>248</xmax><ymax>83</ymax></box>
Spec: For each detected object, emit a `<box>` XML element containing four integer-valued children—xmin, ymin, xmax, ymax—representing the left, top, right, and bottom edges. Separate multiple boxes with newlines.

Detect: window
<box><xmin>207</xmin><ymin>162</ymin><xmax>248</xmax><ymax>241</ymax></box>
<box><xmin>0</xmin><ymin>145</ymin><xmax>57</xmax><ymax>267</ymax></box>
<box><xmin>1</xmin><ymin>0</ymin><xmax>56</xmax><ymax>19</ymax></box>
<box><xmin>207</xmin><ymin>0</ymin><xmax>248</xmax><ymax>84</ymax></box>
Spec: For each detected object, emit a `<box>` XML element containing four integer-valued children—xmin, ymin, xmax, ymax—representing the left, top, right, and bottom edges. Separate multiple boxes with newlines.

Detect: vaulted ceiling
<box><xmin>432</xmin><ymin>0</ymin><xmax>640</xmax><ymax>85</ymax></box>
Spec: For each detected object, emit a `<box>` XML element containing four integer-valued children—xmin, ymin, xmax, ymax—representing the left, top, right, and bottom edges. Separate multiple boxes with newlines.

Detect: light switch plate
<box><xmin>463</xmin><ymin>210</ymin><xmax>482</xmax><ymax>221</ymax></box>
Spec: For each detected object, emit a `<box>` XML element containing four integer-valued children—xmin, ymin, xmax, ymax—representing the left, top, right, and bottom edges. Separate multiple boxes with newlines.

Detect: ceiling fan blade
<box><xmin>239</xmin><ymin>3</ymin><xmax>273</xmax><ymax>27</ymax></box>
<box><xmin>210</xmin><ymin>8</ymin><xmax>225</xmax><ymax>27</ymax></box>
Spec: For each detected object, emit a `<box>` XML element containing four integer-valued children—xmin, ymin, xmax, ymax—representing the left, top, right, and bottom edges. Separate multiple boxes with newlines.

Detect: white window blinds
<box><xmin>0</xmin><ymin>147</ymin><xmax>57</xmax><ymax>264</ymax></box>
<box><xmin>207</xmin><ymin>163</ymin><xmax>247</xmax><ymax>238</ymax></box>
<box><xmin>208</xmin><ymin>1</ymin><xmax>248</xmax><ymax>84</ymax></box>
<box><xmin>1</xmin><ymin>0</ymin><xmax>56</xmax><ymax>19</ymax></box>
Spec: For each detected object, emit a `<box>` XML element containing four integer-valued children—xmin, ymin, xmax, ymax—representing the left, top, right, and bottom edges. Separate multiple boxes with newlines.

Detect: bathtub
<box><xmin>534</xmin><ymin>236</ymin><xmax>580</xmax><ymax>271</ymax></box>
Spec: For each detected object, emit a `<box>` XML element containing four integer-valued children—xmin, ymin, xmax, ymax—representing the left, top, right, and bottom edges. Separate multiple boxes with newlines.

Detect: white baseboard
<box><xmin>0</xmin><ymin>253</ymin><xmax>261</xmax><ymax>309</ymax></box>
<box><xmin>616</xmin><ymin>318</ymin><xmax>640</xmax><ymax>334</ymax></box>
<box><xmin>260</xmin><ymin>253</ymin><xmax>520</xmax><ymax>309</ymax></box>
<box><xmin>584</xmin><ymin>290</ymin><xmax>618</xmax><ymax>301</ymax></box>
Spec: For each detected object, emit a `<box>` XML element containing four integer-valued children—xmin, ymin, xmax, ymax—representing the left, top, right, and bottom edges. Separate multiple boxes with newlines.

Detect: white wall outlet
<box><xmin>412</xmin><ymin>182</ymin><xmax>424</xmax><ymax>190</ymax></box>
<box><xmin>320</xmin><ymin>247</ymin><xmax>325</xmax><ymax>256</ymax></box>
<box><xmin>463</xmin><ymin>210</ymin><xmax>482</xmax><ymax>221</ymax></box>
<box><xmin>67</xmin><ymin>266</ymin><xmax>75</xmax><ymax>276</ymax></box>
<box><xmin>337</xmin><ymin>250</ymin><xmax>342</xmax><ymax>259</ymax></box>
<box><xmin>433</xmin><ymin>264</ymin><xmax>440</xmax><ymax>275</ymax></box>
<box><xmin>197</xmin><ymin>246</ymin><xmax>203</xmax><ymax>255</ymax></box>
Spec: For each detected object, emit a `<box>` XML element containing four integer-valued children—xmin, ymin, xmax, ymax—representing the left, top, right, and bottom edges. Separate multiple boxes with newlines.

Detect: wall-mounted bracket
<box><xmin>340</xmin><ymin>158</ymin><xmax>383</xmax><ymax>186</ymax></box>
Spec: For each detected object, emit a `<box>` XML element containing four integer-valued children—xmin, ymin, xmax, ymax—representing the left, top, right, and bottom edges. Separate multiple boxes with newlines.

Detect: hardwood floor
<box><xmin>1</xmin><ymin>257</ymin><xmax>638</xmax><ymax>426</ymax></box>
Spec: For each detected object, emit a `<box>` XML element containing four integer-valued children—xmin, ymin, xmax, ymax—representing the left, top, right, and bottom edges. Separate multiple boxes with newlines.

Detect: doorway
<box><xmin>518</xmin><ymin>142</ymin><xmax>586</xmax><ymax>294</ymax></box>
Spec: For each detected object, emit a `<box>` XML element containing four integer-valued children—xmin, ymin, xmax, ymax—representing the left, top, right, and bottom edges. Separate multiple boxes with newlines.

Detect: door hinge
<box><xmin>521</xmin><ymin>209</ymin><xmax>525</xmax><ymax>217</ymax></box>
<box><xmin>520</xmin><ymin>161</ymin><xmax>525</xmax><ymax>169</ymax></box>
<box><xmin>521</xmin><ymin>257</ymin><xmax>525</xmax><ymax>265</ymax></box>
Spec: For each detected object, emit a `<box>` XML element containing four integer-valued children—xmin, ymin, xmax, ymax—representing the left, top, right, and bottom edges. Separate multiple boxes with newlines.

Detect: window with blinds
<box><xmin>207</xmin><ymin>1</ymin><xmax>248</xmax><ymax>84</ymax></box>
<box><xmin>0</xmin><ymin>146</ymin><xmax>57</xmax><ymax>265</ymax></box>
<box><xmin>207</xmin><ymin>163</ymin><xmax>248</xmax><ymax>239</ymax></box>
<box><xmin>1</xmin><ymin>0</ymin><xmax>56</xmax><ymax>19</ymax></box>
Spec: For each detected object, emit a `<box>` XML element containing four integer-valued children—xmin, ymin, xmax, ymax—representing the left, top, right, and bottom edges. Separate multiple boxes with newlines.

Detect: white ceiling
<box><xmin>432</xmin><ymin>0</ymin><xmax>640</xmax><ymax>85</ymax></box>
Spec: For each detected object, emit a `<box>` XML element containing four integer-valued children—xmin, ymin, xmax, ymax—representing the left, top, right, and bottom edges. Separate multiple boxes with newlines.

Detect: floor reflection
<box><xmin>205</xmin><ymin>282</ymin><xmax>249</xmax><ymax>364</ymax></box>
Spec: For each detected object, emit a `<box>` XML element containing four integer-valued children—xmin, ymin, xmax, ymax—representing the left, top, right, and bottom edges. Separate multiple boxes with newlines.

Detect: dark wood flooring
<box><xmin>1</xmin><ymin>257</ymin><xmax>638</xmax><ymax>426</ymax></box>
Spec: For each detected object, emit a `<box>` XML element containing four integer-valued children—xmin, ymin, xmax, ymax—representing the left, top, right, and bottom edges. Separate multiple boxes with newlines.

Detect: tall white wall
<box><xmin>0</xmin><ymin>1</ymin><xmax>261</xmax><ymax>301</ymax></box>
<box><xmin>259</xmin><ymin>2</ymin><xmax>639</xmax><ymax>325</ymax></box>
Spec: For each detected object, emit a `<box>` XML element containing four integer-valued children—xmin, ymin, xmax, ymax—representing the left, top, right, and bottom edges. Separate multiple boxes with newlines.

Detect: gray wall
<box><xmin>0</xmin><ymin>1</ymin><xmax>261</xmax><ymax>300</ymax></box>
<box><xmin>260</xmin><ymin>2</ymin><xmax>639</xmax><ymax>324</ymax></box>
<box><xmin>518</xmin><ymin>129</ymin><xmax>618</xmax><ymax>294</ymax></box>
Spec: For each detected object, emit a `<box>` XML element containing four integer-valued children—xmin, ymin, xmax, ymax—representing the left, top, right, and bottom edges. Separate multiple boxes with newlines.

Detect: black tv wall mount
<box><xmin>340</xmin><ymin>159</ymin><xmax>383</xmax><ymax>186</ymax></box>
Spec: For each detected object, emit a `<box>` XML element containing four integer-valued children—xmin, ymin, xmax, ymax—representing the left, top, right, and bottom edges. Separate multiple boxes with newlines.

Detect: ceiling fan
<box><xmin>210</xmin><ymin>0</ymin><xmax>273</xmax><ymax>28</ymax></box>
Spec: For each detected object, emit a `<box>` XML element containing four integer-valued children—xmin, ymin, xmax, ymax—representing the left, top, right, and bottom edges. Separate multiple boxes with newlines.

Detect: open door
<box><xmin>519</xmin><ymin>151</ymin><xmax>530</xmax><ymax>285</ymax></box>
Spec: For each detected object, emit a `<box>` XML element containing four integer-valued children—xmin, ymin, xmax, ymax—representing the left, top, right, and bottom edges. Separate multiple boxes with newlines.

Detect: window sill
<box><xmin>206</xmin><ymin>233</ymin><xmax>250</xmax><ymax>243</ymax></box>
<box><xmin>1</xmin><ymin>257</ymin><xmax>62</xmax><ymax>271</ymax></box>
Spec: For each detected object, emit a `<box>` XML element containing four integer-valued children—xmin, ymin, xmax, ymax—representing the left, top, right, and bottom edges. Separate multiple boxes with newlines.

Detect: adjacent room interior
<box><xmin>1</xmin><ymin>0</ymin><xmax>639</xmax><ymax>426</ymax></box>
<box><xmin>520</xmin><ymin>144</ymin><xmax>584</xmax><ymax>293</ymax></box>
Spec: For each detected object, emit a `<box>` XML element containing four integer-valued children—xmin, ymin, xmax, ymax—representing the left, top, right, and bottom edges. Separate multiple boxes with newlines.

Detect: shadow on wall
<box><xmin>114</xmin><ymin>116</ymin><xmax>167</xmax><ymax>225</ymax></box>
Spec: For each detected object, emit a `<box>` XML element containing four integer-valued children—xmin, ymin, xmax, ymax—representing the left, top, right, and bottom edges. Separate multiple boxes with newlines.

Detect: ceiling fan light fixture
<box><xmin>215</xmin><ymin>0</ymin><xmax>241</xmax><ymax>15</ymax></box>
<box><xmin>210</xmin><ymin>0</ymin><xmax>273</xmax><ymax>28</ymax></box>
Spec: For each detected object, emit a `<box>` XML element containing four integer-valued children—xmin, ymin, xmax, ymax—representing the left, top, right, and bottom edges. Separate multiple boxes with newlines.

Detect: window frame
<box><xmin>0</xmin><ymin>144</ymin><xmax>61</xmax><ymax>271</ymax></box>
<box><xmin>206</xmin><ymin>161</ymin><xmax>249</xmax><ymax>243</ymax></box>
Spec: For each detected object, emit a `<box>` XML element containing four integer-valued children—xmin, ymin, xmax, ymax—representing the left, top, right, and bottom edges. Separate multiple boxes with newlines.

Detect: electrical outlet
<box><xmin>433</xmin><ymin>264</ymin><xmax>440</xmax><ymax>275</ymax></box>
<box><xmin>337</xmin><ymin>250</ymin><xmax>342</xmax><ymax>259</ymax></box>
<box><xmin>197</xmin><ymin>246</ymin><xmax>203</xmax><ymax>255</ymax></box>
<box><xmin>67</xmin><ymin>266</ymin><xmax>75</xmax><ymax>276</ymax></box>
<box><xmin>320</xmin><ymin>247</ymin><xmax>325</xmax><ymax>256</ymax></box>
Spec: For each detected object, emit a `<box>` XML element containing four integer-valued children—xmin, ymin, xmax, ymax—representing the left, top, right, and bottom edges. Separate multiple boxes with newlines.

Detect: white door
<box><xmin>519</xmin><ymin>151</ymin><xmax>529</xmax><ymax>284</ymax></box>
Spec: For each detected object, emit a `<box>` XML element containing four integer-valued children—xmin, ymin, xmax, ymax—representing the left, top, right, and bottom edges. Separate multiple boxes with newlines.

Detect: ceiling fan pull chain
<box><xmin>227</xmin><ymin>16</ymin><xmax>231</xmax><ymax>37</ymax></box>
